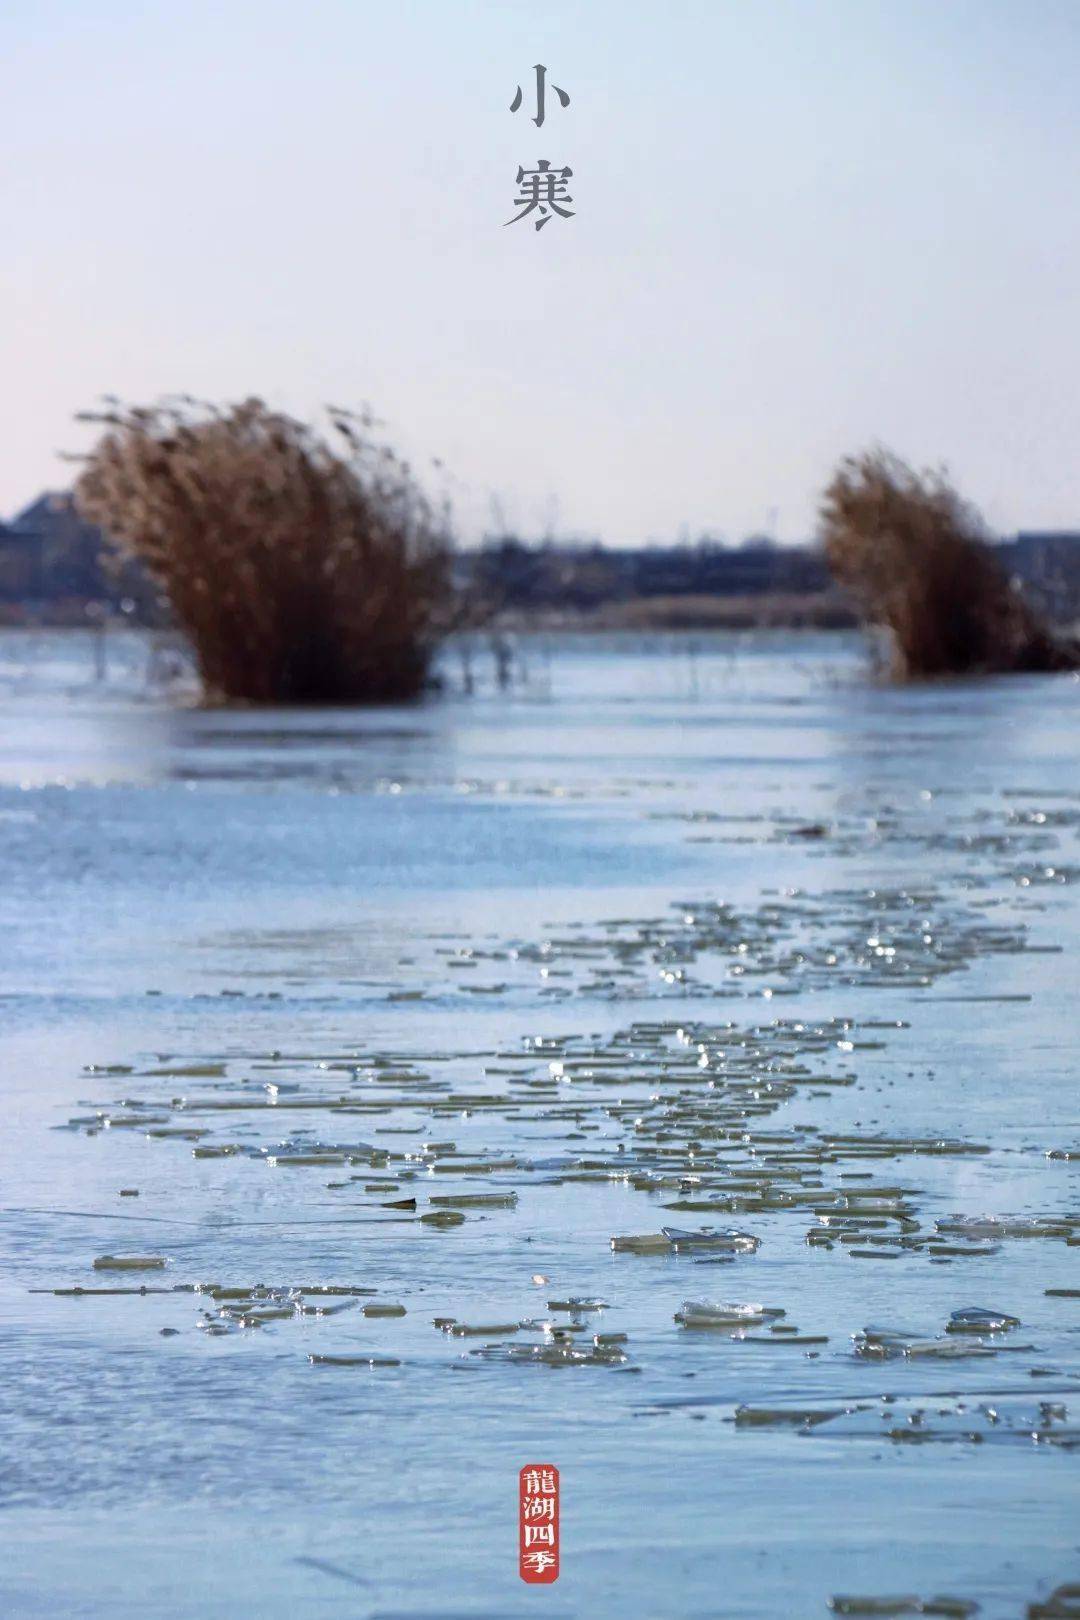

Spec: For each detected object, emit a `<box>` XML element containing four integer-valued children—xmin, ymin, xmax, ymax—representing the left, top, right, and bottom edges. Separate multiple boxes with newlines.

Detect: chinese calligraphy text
<box><xmin>510</xmin><ymin>63</ymin><xmax>570</xmax><ymax>128</ymax></box>
<box><xmin>506</xmin><ymin>64</ymin><xmax>574</xmax><ymax>231</ymax></box>
<box><xmin>519</xmin><ymin>1464</ymin><xmax>560</xmax><ymax>1583</ymax></box>
<box><xmin>505</xmin><ymin>161</ymin><xmax>574</xmax><ymax>231</ymax></box>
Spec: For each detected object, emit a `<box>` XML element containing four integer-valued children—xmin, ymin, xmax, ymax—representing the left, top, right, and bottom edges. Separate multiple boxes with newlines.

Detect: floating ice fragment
<box><xmin>738</xmin><ymin>1333</ymin><xmax>829</xmax><ymax>1346</ymax></box>
<box><xmin>662</xmin><ymin>1226</ymin><xmax>759</xmax><ymax>1253</ymax></box>
<box><xmin>234</xmin><ymin>1306</ymin><xmax>294</xmax><ymax>1325</ymax></box>
<box><xmin>675</xmin><ymin>1301</ymin><xmax>774</xmax><ymax>1328</ymax></box>
<box><xmin>936</xmin><ymin>1215</ymin><xmax>1073</xmax><ymax>1240</ymax></box>
<box><xmin>429</xmin><ymin>1193</ymin><xmax>517</xmax><ymax>1208</ymax></box>
<box><xmin>93</xmin><ymin>1255</ymin><xmax>167</xmax><ymax>1271</ymax></box>
<box><xmin>734</xmin><ymin>1405</ymin><xmax>839</xmax><ymax>1429</ymax></box>
<box><xmin>829</xmin><ymin>1599</ymin><xmax>978</xmax><ymax>1617</ymax></box>
<box><xmin>610</xmin><ymin>1233</ymin><xmax>671</xmax><ymax>1253</ymax></box>
<box><xmin>268</xmin><ymin>1153</ymin><xmax>347</xmax><ymax>1167</ymax></box>
<box><xmin>471</xmin><ymin>1341</ymin><xmax>629</xmax><ymax>1367</ymax></box>
<box><xmin>946</xmin><ymin>1307</ymin><xmax>1020</xmax><ymax>1334</ymax></box>
<box><xmin>41</xmin><ymin>1285</ymin><xmax>173</xmax><ymax>1297</ymax></box>
<box><xmin>446</xmin><ymin>1322</ymin><xmax>521</xmax><ymax>1336</ymax></box>
<box><xmin>309</xmin><ymin>1354</ymin><xmax>400</xmax><ymax>1368</ymax></box>
<box><xmin>852</xmin><ymin>1326</ymin><xmax>922</xmax><ymax>1359</ymax></box>
<box><xmin>902</xmin><ymin>1339</ymin><xmax>998</xmax><ymax>1360</ymax></box>
<box><xmin>298</xmin><ymin>1298</ymin><xmax>358</xmax><ymax>1317</ymax></box>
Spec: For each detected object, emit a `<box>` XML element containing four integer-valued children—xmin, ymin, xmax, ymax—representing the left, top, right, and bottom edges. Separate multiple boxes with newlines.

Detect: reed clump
<box><xmin>73</xmin><ymin>397</ymin><xmax>453</xmax><ymax>704</ymax></box>
<box><xmin>820</xmin><ymin>448</ymin><xmax>1078</xmax><ymax>679</ymax></box>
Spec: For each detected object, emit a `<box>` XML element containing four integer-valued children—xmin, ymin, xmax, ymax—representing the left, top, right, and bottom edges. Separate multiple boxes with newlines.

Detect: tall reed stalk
<box><xmin>73</xmin><ymin>397</ymin><xmax>454</xmax><ymax>704</ymax></box>
<box><xmin>821</xmin><ymin>449</ymin><xmax>1078</xmax><ymax>678</ymax></box>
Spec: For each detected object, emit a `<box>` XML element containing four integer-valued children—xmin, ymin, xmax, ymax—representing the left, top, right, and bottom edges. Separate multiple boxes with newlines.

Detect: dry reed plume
<box><xmin>821</xmin><ymin>448</ymin><xmax>1078</xmax><ymax>679</ymax></box>
<box><xmin>73</xmin><ymin>397</ymin><xmax>454</xmax><ymax>704</ymax></box>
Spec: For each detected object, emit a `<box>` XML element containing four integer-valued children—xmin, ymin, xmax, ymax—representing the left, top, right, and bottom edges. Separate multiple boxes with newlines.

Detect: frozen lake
<box><xmin>1</xmin><ymin>628</ymin><xmax>1078</xmax><ymax>1619</ymax></box>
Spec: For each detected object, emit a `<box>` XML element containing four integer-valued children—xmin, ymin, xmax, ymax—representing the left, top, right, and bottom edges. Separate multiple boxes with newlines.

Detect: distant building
<box><xmin>0</xmin><ymin>514</ymin><xmax>42</xmax><ymax>598</ymax></box>
<box><xmin>999</xmin><ymin>531</ymin><xmax>1080</xmax><ymax>621</ymax></box>
<box><xmin>465</xmin><ymin>536</ymin><xmax>831</xmax><ymax>613</ymax></box>
<box><xmin>3</xmin><ymin>490</ymin><xmax>1078</xmax><ymax>625</ymax></box>
<box><xmin>0</xmin><ymin>491</ymin><xmax>158</xmax><ymax>618</ymax></box>
<box><xmin>0</xmin><ymin>492</ymin><xmax>112</xmax><ymax>601</ymax></box>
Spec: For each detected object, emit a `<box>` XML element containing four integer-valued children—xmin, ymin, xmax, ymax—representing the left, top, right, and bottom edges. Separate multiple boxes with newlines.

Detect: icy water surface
<box><xmin>1</xmin><ymin>629</ymin><xmax>1079</xmax><ymax>1619</ymax></box>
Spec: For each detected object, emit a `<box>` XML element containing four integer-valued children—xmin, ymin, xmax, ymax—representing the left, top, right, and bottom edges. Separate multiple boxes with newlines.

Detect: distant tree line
<box><xmin>463</xmin><ymin>535</ymin><xmax>830</xmax><ymax>613</ymax></box>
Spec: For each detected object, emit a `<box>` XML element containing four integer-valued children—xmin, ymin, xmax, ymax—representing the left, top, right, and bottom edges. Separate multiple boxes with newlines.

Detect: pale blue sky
<box><xmin>4</xmin><ymin>0</ymin><xmax>1080</xmax><ymax>543</ymax></box>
